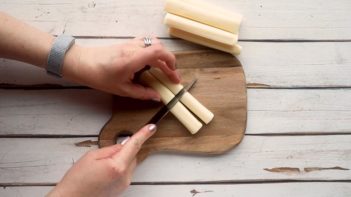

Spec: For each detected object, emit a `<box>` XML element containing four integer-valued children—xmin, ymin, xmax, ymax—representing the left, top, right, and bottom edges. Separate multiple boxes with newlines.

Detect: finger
<box><xmin>150</xmin><ymin>36</ymin><xmax>161</xmax><ymax>45</ymax></box>
<box><xmin>93</xmin><ymin>144</ymin><xmax>123</xmax><ymax>160</ymax></box>
<box><xmin>132</xmin><ymin>36</ymin><xmax>146</xmax><ymax>48</ymax></box>
<box><xmin>150</xmin><ymin>45</ymin><xmax>176</xmax><ymax>71</ymax></box>
<box><xmin>130</xmin><ymin>46</ymin><xmax>179</xmax><ymax>83</ymax></box>
<box><xmin>150</xmin><ymin>59</ymin><xmax>180</xmax><ymax>83</ymax></box>
<box><xmin>112</xmin><ymin>124</ymin><xmax>157</xmax><ymax>165</ymax></box>
<box><xmin>124</xmin><ymin>83</ymin><xmax>161</xmax><ymax>101</ymax></box>
<box><xmin>131</xmin><ymin>45</ymin><xmax>176</xmax><ymax>71</ymax></box>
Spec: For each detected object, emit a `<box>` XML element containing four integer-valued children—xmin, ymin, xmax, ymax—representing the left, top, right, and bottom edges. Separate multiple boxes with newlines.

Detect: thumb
<box><xmin>113</xmin><ymin>124</ymin><xmax>157</xmax><ymax>165</ymax></box>
<box><xmin>126</xmin><ymin>83</ymin><xmax>161</xmax><ymax>101</ymax></box>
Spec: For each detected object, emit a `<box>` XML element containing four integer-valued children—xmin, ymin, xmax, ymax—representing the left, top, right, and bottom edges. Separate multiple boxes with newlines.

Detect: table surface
<box><xmin>1</xmin><ymin>0</ymin><xmax>351</xmax><ymax>196</ymax></box>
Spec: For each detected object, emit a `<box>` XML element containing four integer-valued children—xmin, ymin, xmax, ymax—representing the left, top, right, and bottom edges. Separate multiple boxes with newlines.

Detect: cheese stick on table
<box><xmin>169</xmin><ymin>28</ymin><xmax>241</xmax><ymax>55</ymax></box>
<box><xmin>165</xmin><ymin>0</ymin><xmax>242</xmax><ymax>34</ymax></box>
<box><xmin>140</xmin><ymin>71</ymin><xmax>203</xmax><ymax>134</ymax></box>
<box><xmin>165</xmin><ymin>13</ymin><xmax>238</xmax><ymax>46</ymax></box>
<box><xmin>150</xmin><ymin>68</ymin><xmax>214</xmax><ymax>124</ymax></box>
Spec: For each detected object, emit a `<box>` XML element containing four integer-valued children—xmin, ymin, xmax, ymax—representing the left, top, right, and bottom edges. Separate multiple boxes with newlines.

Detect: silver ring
<box><xmin>143</xmin><ymin>37</ymin><xmax>152</xmax><ymax>47</ymax></box>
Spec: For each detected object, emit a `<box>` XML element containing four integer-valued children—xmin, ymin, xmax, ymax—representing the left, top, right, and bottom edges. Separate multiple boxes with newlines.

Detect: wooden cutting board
<box><xmin>98</xmin><ymin>50</ymin><xmax>247</xmax><ymax>162</ymax></box>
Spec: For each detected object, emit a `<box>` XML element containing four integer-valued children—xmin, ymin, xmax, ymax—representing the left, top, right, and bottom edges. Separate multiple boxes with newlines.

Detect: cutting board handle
<box><xmin>99</xmin><ymin>125</ymin><xmax>151</xmax><ymax>163</ymax></box>
<box><xmin>99</xmin><ymin>128</ymin><xmax>134</xmax><ymax>147</ymax></box>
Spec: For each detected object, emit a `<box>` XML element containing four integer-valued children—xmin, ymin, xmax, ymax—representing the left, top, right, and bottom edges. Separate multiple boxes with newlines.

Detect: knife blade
<box><xmin>146</xmin><ymin>79</ymin><xmax>198</xmax><ymax>125</ymax></box>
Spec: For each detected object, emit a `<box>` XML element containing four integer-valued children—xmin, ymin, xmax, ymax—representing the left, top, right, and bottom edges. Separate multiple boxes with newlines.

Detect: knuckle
<box><xmin>138</xmin><ymin>94</ymin><xmax>147</xmax><ymax>100</ymax></box>
<box><xmin>151</xmin><ymin>45</ymin><xmax>163</xmax><ymax>54</ymax></box>
<box><xmin>170</xmin><ymin>53</ymin><xmax>176</xmax><ymax>61</ymax></box>
<box><xmin>153</xmin><ymin>38</ymin><xmax>162</xmax><ymax>46</ymax></box>
<box><xmin>131</xmin><ymin>138</ymin><xmax>143</xmax><ymax>150</ymax></box>
<box><xmin>113</xmin><ymin>164</ymin><xmax>128</xmax><ymax>177</ymax></box>
<box><xmin>121</xmin><ymin>57</ymin><xmax>131</xmax><ymax>67</ymax></box>
<box><xmin>140</xmin><ymin>89</ymin><xmax>150</xmax><ymax>100</ymax></box>
<box><xmin>122</xmin><ymin>178</ymin><xmax>132</xmax><ymax>188</ymax></box>
<box><xmin>119</xmin><ymin>86</ymin><xmax>130</xmax><ymax>96</ymax></box>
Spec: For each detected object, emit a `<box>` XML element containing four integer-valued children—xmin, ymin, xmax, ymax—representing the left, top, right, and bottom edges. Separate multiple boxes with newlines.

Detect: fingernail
<box><xmin>152</xmin><ymin>97</ymin><xmax>161</xmax><ymax>102</ymax></box>
<box><xmin>121</xmin><ymin>137</ymin><xmax>130</xmax><ymax>145</ymax></box>
<box><xmin>148</xmin><ymin>124</ymin><xmax>157</xmax><ymax>133</ymax></box>
<box><xmin>176</xmin><ymin>71</ymin><xmax>182</xmax><ymax>81</ymax></box>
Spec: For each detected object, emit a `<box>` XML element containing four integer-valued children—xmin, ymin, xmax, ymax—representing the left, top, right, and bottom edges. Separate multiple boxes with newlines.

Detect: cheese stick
<box><xmin>165</xmin><ymin>13</ymin><xmax>238</xmax><ymax>46</ymax></box>
<box><xmin>140</xmin><ymin>71</ymin><xmax>203</xmax><ymax>134</ymax></box>
<box><xmin>169</xmin><ymin>28</ymin><xmax>241</xmax><ymax>55</ymax></box>
<box><xmin>150</xmin><ymin>68</ymin><xmax>214</xmax><ymax>124</ymax></box>
<box><xmin>165</xmin><ymin>0</ymin><xmax>242</xmax><ymax>34</ymax></box>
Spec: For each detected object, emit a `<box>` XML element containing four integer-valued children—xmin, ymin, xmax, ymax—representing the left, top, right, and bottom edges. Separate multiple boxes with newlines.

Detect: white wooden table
<box><xmin>1</xmin><ymin>0</ymin><xmax>351</xmax><ymax>196</ymax></box>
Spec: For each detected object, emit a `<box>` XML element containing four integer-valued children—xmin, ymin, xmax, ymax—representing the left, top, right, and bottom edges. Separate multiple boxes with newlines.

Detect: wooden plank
<box><xmin>247</xmin><ymin>89</ymin><xmax>351</xmax><ymax>134</ymax></box>
<box><xmin>1</xmin><ymin>183</ymin><xmax>351</xmax><ymax>197</ymax></box>
<box><xmin>0</xmin><ymin>0</ymin><xmax>350</xmax><ymax>40</ymax></box>
<box><xmin>1</xmin><ymin>89</ymin><xmax>351</xmax><ymax>135</ymax></box>
<box><xmin>1</xmin><ymin>41</ymin><xmax>351</xmax><ymax>87</ymax></box>
<box><xmin>0</xmin><ymin>136</ymin><xmax>350</xmax><ymax>183</ymax></box>
<box><xmin>0</xmin><ymin>39</ymin><xmax>203</xmax><ymax>86</ymax></box>
<box><xmin>0</xmin><ymin>89</ymin><xmax>113</xmax><ymax>135</ymax></box>
<box><xmin>239</xmin><ymin>42</ymin><xmax>351</xmax><ymax>88</ymax></box>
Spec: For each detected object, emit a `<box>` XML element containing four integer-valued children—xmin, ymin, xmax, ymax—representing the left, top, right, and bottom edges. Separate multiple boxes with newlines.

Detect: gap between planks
<box><xmin>3</xmin><ymin>84</ymin><xmax>351</xmax><ymax>90</ymax></box>
<box><xmin>2</xmin><ymin>41</ymin><xmax>351</xmax><ymax>88</ymax></box>
<box><xmin>50</xmin><ymin>36</ymin><xmax>351</xmax><ymax>43</ymax></box>
<box><xmin>1</xmin><ymin>132</ymin><xmax>351</xmax><ymax>138</ymax></box>
<box><xmin>1</xmin><ymin>180</ymin><xmax>351</xmax><ymax>187</ymax></box>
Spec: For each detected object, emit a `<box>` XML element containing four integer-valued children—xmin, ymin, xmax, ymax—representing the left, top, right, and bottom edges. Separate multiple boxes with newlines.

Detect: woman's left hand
<box><xmin>62</xmin><ymin>37</ymin><xmax>180</xmax><ymax>101</ymax></box>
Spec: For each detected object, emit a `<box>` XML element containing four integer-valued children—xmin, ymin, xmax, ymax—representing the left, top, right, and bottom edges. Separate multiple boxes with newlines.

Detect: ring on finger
<box><xmin>143</xmin><ymin>36</ymin><xmax>152</xmax><ymax>48</ymax></box>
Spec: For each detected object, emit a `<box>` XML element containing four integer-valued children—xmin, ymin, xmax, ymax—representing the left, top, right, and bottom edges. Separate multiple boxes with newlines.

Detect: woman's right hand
<box><xmin>62</xmin><ymin>37</ymin><xmax>180</xmax><ymax>101</ymax></box>
<box><xmin>47</xmin><ymin>124</ymin><xmax>157</xmax><ymax>197</ymax></box>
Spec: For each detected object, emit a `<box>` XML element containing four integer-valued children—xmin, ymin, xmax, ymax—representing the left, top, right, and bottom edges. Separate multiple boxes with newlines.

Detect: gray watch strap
<box><xmin>46</xmin><ymin>35</ymin><xmax>75</xmax><ymax>77</ymax></box>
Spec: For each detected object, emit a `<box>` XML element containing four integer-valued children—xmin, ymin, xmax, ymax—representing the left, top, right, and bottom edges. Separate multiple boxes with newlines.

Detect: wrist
<box><xmin>46</xmin><ymin>187</ymin><xmax>64</xmax><ymax>197</ymax></box>
<box><xmin>62</xmin><ymin>44</ymin><xmax>84</xmax><ymax>82</ymax></box>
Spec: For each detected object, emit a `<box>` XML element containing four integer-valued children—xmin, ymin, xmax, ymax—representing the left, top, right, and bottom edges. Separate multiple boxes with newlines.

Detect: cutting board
<box><xmin>98</xmin><ymin>50</ymin><xmax>247</xmax><ymax>162</ymax></box>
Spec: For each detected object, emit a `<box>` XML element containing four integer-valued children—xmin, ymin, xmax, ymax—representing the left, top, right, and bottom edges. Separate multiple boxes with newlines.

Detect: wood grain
<box><xmin>99</xmin><ymin>50</ymin><xmax>247</xmax><ymax>162</ymax></box>
<box><xmin>0</xmin><ymin>89</ymin><xmax>112</xmax><ymax>135</ymax></box>
<box><xmin>1</xmin><ymin>41</ymin><xmax>351</xmax><ymax>88</ymax></box>
<box><xmin>0</xmin><ymin>136</ymin><xmax>350</xmax><ymax>183</ymax></box>
<box><xmin>0</xmin><ymin>0</ymin><xmax>349</xmax><ymax>195</ymax></box>
<box><xmin>1</xmin><ymin>183</ymin><xmax>351</xmax><ymax>197</ymax></box>
<box><xmin>0</xmin><ymin>0</ymin><xmax>350</xmax><ymax>40</ymax></box>
<box><xmin>1</xmin><ymin>89</ymin><xmax>351</xmax><ymax>135</ymax></box>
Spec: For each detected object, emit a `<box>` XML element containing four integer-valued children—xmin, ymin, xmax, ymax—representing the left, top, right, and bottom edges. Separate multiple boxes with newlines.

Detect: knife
<box><xmin>146</xmin><ymin>78</ymin><xmax>197</xmax><ymax>125</ymax></box>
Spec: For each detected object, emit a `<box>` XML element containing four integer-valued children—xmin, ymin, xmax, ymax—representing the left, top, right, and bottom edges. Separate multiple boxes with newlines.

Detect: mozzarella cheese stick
<box><xmin>169</xmin><ymin>28</ymin><xmax>241</xmax><ymax>55</ymax></box>
<box><xmin>149</xmin><ymin>68</ymin><xmax>214</xmax><ymax>124</ymax></box>
<box><xmin>140</xmin><ymin>71</ymin><xmax>203</xmax><ymax>134</ymax></box>
<box><xmin>165</xmin><ymin>13</ymin><xmax>238</xmax><ymax>46</ymax></box>
<box><xmin>165</xmin><ymin>0</ymin><xmax>242</xmax><ymax>34</ymax></box>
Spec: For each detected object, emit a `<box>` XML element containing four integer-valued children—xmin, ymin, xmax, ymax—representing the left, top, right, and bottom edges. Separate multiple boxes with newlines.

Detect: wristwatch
<box><xmin>46</xmin><ymin>35</ymin><xmax>75</xmax><ymax>77</ymax></box>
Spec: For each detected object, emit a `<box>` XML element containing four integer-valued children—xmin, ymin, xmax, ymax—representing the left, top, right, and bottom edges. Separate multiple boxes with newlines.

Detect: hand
<box><xmin>47</xmin><ymin>124</ymin><xmax>157</xmax><ymax>197</ymax></box>
<box><xmin>62</xmin><ymin>37</ymin><xmax>180</xmax><ymax>100</ymax></box>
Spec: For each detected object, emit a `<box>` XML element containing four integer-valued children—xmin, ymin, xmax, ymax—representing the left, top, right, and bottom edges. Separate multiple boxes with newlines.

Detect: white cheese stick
<box><xmin>140</xmin><ymin>71</ymin><xmax>203</xmax><ymax>134</ymax></box>
<box><xmin>165</xmin><ymin>0</ymin><xmax>242</xmax><ymax>34</ymax></box>
<box><xmin>165</xmin><ymin>13</ymin><xmax>238</xmax><ymax>46</ymax></box>
<box><xmin>169</xmin><ymin>28</ymin><xmax>241</xmax><ymax>55</ymax></box>
<box><xmin>149</xmin><ymin>68</ymin><xmax>214</xmax><ymax>124</ymax></box>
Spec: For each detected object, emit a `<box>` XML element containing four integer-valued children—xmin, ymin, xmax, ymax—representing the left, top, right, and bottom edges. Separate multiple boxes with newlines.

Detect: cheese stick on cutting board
<box><xmin>165</xmin><ymin>0</ymin><xmax>242</xmax><ymax>34</ymax></box>
<box><xmin>165</xmin><ymin>13</ymin><xmax>238</xmax><ymax>46</ymax></box>
<box><xmin>169</xmin><ymin>28</ymin><xmax>242</xmax><ymax>55</ymax></box>
<box><xmin>140</xmin><ymin>71</ymin><xmax>203</xmax><ymax>134</ymax></box>
<box><xmin>150</xmin><ymin>68</ymin><xmax>214</xmax><ymax>124</ymax></box>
